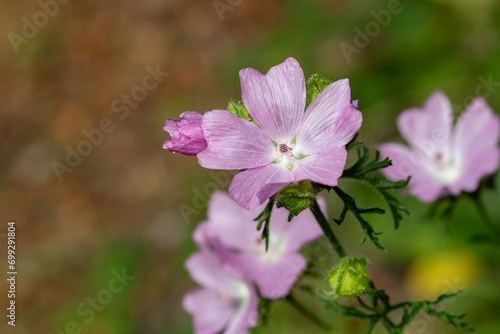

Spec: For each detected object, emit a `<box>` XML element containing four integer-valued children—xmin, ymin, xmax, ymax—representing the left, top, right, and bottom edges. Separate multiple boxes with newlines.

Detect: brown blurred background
<box><xmin>1</xmin><ymin>0</ymin><xmax>500</xmax><ymax>333</ymax></box>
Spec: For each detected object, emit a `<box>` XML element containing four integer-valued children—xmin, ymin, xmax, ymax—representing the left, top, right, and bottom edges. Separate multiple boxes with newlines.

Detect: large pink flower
<box><xmin>183</xmin><ymin>248</ymin><xmax>258</xmax><ymax>334</ymax></box>
<box><xmin>197</xmin><ymin>58</ymin><xmax>362</xmax><ymax>209</ymax></box>
<box><xmin>379</xmin><ymin>91</ymin><xmax>500</xmax><ymax>202</ymax></box>
<box><xmin>194</xmin><ymin>191</ymin><xmax>324</xmax><ymax>299</ymax></box>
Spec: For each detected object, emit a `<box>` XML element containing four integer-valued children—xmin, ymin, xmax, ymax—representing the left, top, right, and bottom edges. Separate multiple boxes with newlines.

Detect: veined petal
<box><xmin>239</xmin><ymin>57</ymin><xmax>306</xmax><ymax>139</ymax></box>
<box><xmin>292</xmin><ymin>146</ymin><xmax>347</xmax><ymax>187</ymax></box>
<box><xmin>298</xmin><ymin>79</ymin><xmax>361</xmax><ymax>152</ymax></box>
<box><xmin>229</xmin><ymin>165</ymin><xmax>293</xmax><ymax>210</ymax></box>
<box><xmin>183</xmin><ymin>289</ymin><xmax>233</xmax><ymax>334</ymax></box>
<box><xmin>198</xmin><ymin>110</ymin><xmax>273</xmax><ymax>170</ymax></box>
<box><xmin>397</xmin><ymin>91</ymin><xmax>453</xmax><ymax>156</ymax></box>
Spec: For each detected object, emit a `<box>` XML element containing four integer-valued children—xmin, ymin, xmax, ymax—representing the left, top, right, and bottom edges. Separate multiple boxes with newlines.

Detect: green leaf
<box><xmin>306</xmin><ymin>74</ymin><xmax>332</xmax><ymax>107</ymax></box>
<box><xmin>341</xmin><ymin>145</ymin><xmax>410</xmax><ymax>230</ymax></box>
<box><xmin>227</xmin><ymin>100</ymin><xmax>254</xmax><ymax>123</ymax></box>
<box><xmin>342</xmin><ymin>146</ymin><xmax>391</xmax><ymax>178</ymax></box>
<box><xmin>254</xmin><ymin>196</ymin><xmax>276</xmax><ymax>251</ymax></box>
<box><xmin>332</xmin><ymin>186</ymin><xmax>385</xmax><ymax>250</ymax></box>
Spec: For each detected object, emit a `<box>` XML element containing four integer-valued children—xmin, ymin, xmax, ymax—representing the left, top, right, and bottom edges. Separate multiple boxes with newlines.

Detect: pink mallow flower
<box><xmin>197</xmin><ymin>57</ymin><xmax>362</xmax><ymax>210</ymax></box>
<box><xmin>183</xmin><ymin>248</ymin><xmax>258</xmax><ymax>334</ymax></box>
<box><xmin>193</xmin><ymin>191</ymin><xmax>324</xmax><ymax>299</ymax></box>
<box><xmin>163</xmin><ymin>111</ymin><xmax>207</xmax><ymax>155</ymax></box>
<box><xmin>379</xmin><ymin>91</ymin><xmax>500</xmax><ymax>202</ymax></box>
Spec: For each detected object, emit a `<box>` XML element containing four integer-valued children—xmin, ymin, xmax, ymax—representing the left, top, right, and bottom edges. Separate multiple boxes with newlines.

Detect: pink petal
<box><xmin>298</xmin><ymin>79</ymin><xmax>361</xmax><ymax>153</ymax></box>
<box><xmin>379</xmin><ymin>143</ymin><xmax>444</xmax><ymax>202</ymax></box>
<box><xmin>235</xmin><ymin>253</ymin><xmax>306</xmax><ymax>299</ymax></box>
<box><xmin>197</xmin><ymin>110</ymin><xmax>273</xmax><ymax>170</ymax></box>
<box><xmin>453</xmin><ymin>98</ymin><xmax>500</xmax><ymax>162</ymax></box>
<box><xmin>292</xmin><ymin>146</ymin><xmax>347</xmax><ymax>187</ymax></box>
<box><xmin>450</xmin><ymin>146</ymin><xmax>499</xmax><ymax>195</ymax></box>
<box><xmin>239</xmin><ymin>57</ymin><xmax>306</xmax><ymax>139</ymax></box>
<box><xmin>206</xmin><ymin>191</ymin><xmax>266</xmax><ymax>252</ymax></box>
<box><xmin>378</xmin><ymin>143</ymin><xmax>416</xmax><ymax>181</ymax></box>
<box><xmin>185</xmin><ymin>251</ymin><xmax>241</xmax><ymax>290</ymax></box>
<box><xmin>229</xmin><ymin>165</ymin><xmax>294</xmax><ymax>210</ymax></box>
<box><xmin>397</xmin><ymin>91</ymin><xmax>453</xmax><ymax>155</ymax></box>
<box><xmin>270</xmin><ymin>197</ymin><xmax>325</xmax><ymax>253</ymax></box>
<box><xmin>223</xmin><ymin>284</ymin><xmax>259</xmax><ymax>334</ymax></box>
<box><xmin>183</xmin><ymin>289</ymin><xmax>233</xmax><ymax>334</ymax></box>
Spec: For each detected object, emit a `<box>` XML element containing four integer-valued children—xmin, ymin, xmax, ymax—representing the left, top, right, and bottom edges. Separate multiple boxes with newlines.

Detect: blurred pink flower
<box><xmin>163</xmin><ymin>111</ymin><xmax>207</xmax><ymax>155</ymax></box>
<box><xmin>379</xmin><ymin>91</ymin><xmax>500</xmax><ymax>202</ymax></box>
<box><xmin>197</xmin><ymin>57</ymin><xmax>362</xmax><ymax>209</ymax></box>
<box><xmin>194</xmin><ymin>191</ymin><xmax>324</xmax><ymax>299</ymax></box>
<box><xmin>183</xmin><ymin>248</ymin><xmax>258</xmax><ymax>334</ymax></box>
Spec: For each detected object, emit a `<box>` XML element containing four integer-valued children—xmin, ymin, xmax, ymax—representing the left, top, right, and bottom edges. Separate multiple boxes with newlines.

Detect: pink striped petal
<box><xmin>229</xmin><ymin>165</ymin><xmax>294</xmax><ymax>210</ymax></box>
<box><xmin>197</xmin><ymin>110</ymin><xmax>273</xmax><ymax>170</ymax></box>
<box><xmin>298</xmin><ymin>79</ymin><xmax>361</xmax><ymax>153</ymax></box>
<box><xmin>292</xmin><ymin>146</ymin><xmax>347</xmax><ymax>187</ymax></box>
<box><xmin>239</xmin><ymin>58</ymin><xmax>305</xmax><ymax>139</ymax></box>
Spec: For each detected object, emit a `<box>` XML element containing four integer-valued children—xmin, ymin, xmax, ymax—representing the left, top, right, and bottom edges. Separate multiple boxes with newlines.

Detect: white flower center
<box><xmin>432</xmin><ymin>152</ymin><xmax>463</xmax><ymax>184</ymax></box>
<box><xmin>272</xmin><ymin>137</ymin><xmax>308</xmax><ymax>171</ymax></box>
<box><xmin>218</xmin><ymin>280</ymin><xmax>251</xmax><ymax>309</ymax></box>
<box><xmin>253</xmin><ymin>234</ymin><xmax>286</xmax><ymax>264</ymax></box>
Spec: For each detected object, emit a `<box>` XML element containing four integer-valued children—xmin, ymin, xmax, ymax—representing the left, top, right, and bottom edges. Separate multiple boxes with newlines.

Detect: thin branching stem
<box><xmin>311</xmin><ymin>199</ymin><xmax>346</xmax><ymax>258</ymax></box>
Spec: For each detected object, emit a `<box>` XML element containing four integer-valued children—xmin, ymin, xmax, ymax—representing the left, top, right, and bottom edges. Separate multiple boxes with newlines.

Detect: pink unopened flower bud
<box><xmin>163</xmin><ymin>111</ymin><xmax>207</xmax><ymax>156</ymax></box>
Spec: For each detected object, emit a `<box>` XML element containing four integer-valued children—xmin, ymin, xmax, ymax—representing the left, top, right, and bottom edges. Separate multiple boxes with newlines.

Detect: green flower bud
<box><xmin>326</xmin><ymin>257</ymin><xmax>370</xmax><ymax>297</ymax></box>
<box><xmin>276</xmin><ymin>181</ymin><xmax>315</xmax><ymax>221</ymax></box>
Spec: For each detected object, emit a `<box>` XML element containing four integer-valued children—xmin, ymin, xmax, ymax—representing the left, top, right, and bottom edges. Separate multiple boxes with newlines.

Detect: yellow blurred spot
<box><xmin>405</xmin><ymin>249</ymin><xmax>483</xmax><ymax>300</ymax></box>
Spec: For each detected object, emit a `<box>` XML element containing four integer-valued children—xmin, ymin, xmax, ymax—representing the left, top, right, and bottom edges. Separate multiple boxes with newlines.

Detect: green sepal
<box><xmin>276</xmin><ymin>181</ymin><xmax>316</xmax><ymax>221</ymax></box>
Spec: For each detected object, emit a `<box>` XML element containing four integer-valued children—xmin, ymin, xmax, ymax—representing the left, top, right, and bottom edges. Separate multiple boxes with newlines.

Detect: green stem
<box><xmin>381</xmin><ymin>316</ymin><xmax>399</xmax><ymax>334</ymax></box>
<box><xmin>311</xmin><ymin>199</ymin><xmax>346</xmax><ymax>258</ymax></box>
<box><xmin>286</xmin><ymin>295</ymin><xmax>338</xmax><ymax>333</ymax></box>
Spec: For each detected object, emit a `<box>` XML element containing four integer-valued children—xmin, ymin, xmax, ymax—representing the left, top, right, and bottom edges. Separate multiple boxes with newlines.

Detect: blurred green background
<box><xmin>1</xmin><ymin>0</ymin><xmax>500</xmax><ymax>333</ymax></box>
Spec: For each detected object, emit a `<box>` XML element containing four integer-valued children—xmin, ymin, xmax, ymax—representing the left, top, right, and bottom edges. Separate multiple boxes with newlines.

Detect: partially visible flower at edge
<box><xmin>379</xmin><ymin>91</ymin><xmax>500</xmax><ymax>202</ymax></box>
<box><xmin>193</xmin><ymin>191</ymin><xmax>324</xmax><ymax>299</ymax></box>
<box><xmin>163</xmin><ymin>111</ymin><xmax>207</xmax><ymax>156</ymax></box>
<box><xmin>183</xmin><ymin>247</ymin><xmax>258</xmax><ymax>334</ymax></box>
<box><xmin>197</xmin><ymin>57</ymin><xmax>362</xmax><ymax>210</ymax></box>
